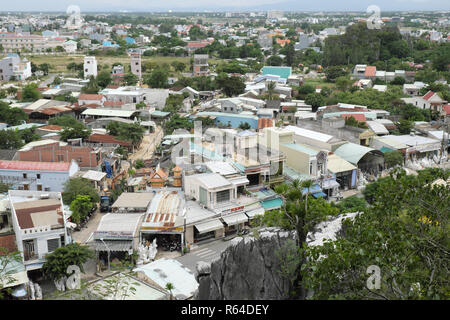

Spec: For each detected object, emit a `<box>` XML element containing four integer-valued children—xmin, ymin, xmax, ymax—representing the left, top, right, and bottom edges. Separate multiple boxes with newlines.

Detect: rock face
<box><xmin>195</xmin><ymin>227</ymin><xmax>295</xmax><ymax>300</ymax></box>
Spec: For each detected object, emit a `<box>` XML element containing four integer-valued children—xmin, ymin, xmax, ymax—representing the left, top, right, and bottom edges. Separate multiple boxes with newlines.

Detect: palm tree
<box><xmin>267</xmin><ymin>81</ymin><xmax>276</xmax><ymax>100</ymax></box>
<box><xmin>301</xmin><ymin>179</ymin><xmax>315</xmax><ymax>214</ymax></box>
<box><xmin>165</xmin><ymin>282</ymin><xmax>174</xmax><ymax>300</ymax></box>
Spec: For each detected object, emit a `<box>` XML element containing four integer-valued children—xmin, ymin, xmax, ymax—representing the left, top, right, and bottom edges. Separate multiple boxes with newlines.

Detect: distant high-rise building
<box><xmin>83</xmin><ymin>56</ymin><xmax>97</xmax><ymax>79</ymax></box>
<box><xmin>130</xmin><ymin>52</ymin><xmax>142</xmax><ymax>80</ymax></box>
<box><xmin>267</xmin><ymin>10</ymin><xmax>283</xmax><ymax>20</ymax></box>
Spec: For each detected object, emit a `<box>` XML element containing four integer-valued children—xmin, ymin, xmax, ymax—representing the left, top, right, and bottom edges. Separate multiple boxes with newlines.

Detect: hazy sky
<box><xmin>1</xmin><ymin>0</ymin><xmax>449</xmax><ymax>12</ymax></box>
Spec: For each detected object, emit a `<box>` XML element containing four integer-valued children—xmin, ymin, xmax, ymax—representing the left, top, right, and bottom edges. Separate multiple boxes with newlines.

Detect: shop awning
<box><xmin>194</xmin><ymin>219</ymin><xmax>224</xmax><ymax>234</ymax></box>
<box><xmin>301</xmin><ymin>184</ymin><xmax>322</xmax><ymax>195</ymax></box>
<box><xmin>322</xmin><ymin>179</ymin><xmax>340</xmax><ymax>189</ymax></box>
<box><xmin>312</xmin><ymin>192</ymin><xmax>327</xmax><ymax>198</ymax></box>
<box><xmin>245</xmin><ymin>207</ymin><xmax>265</xmax><ymax>218</ymax></box>
<box><xmin>221</xmin><ymin>212</ymin><xmax>248</xmax><ymax>226</ymax></box>
<box><xmin>92</xmin><ymin>240</ymin><xmax>133</xmax><ymax>252</ymax></box>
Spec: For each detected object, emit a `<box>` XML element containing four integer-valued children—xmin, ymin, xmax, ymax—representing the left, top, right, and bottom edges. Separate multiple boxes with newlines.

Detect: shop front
<box><xmin>191</xmin><ymin>218</ymin><xmax>225</xmax><ymax>243</ymax></box>
<box><xmin>220</xmin><ymin>212</ymin><xmax>249</xmax><ymax>236</ymax></box>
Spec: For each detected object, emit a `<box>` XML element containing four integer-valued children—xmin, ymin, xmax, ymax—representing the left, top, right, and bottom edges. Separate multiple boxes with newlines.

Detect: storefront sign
<box><xmin>93</xmin><ymin>231</ymin><xmax>133</xmax><ymax>240</ymax></box>
<box><xmin>222</xmin><ymin>205</ymin><xmax>244</xmax><ymax>215</ymax></box>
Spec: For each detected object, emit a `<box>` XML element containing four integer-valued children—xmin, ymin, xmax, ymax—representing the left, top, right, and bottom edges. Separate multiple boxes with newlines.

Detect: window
<box><xmin>47</xmin><ymin>238</ymin><xmax>60</xmax><ymax>253</ymax></box>
<box><xmin>37</xmin><ymin>184</ymin><xmax>42</xmax><ymax>191</ymax></box>
<box><xmin>37</xmin><ymin>174</ymin><xmax>40</xmax><ymax>179</ymax></box>
<box><xmin>44</xmin><ymin>187</ymin><xmax>51</xmax><ymax>191</ymax></box>
<box><xmin>23</xmin><ymin>173</ymin><xmax>27</xmax><ymax>178</ymax></box>
<box><xmin>216</xmin><ymin>189</ymin><xmax>230</xmax><ymax>203</ymax></box>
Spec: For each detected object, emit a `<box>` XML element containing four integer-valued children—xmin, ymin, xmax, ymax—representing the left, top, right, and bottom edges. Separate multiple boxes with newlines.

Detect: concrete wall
<box><xmin>18</xmin><ymin>145</ymin><xmax>101</xmax><ymax>168</ymax></box>
<box><xmin>280</xmin><ymin>144</ymin><xmax>310</xmax><ymax>174</ymax></box>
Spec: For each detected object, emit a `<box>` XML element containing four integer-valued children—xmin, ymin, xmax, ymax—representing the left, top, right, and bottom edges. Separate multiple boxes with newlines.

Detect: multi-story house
<box><xmin>130</xmin><ymin>52</ymin><xmax>142</xmax><ymax>80</ymax></box>
<box><xmin>0</xmin><ymin>160</ymin><xmax>79</xmax><ymax>192</ymax></box>
<box><xmin>17</xmin><ymin>140</ymin><xmax>102</xmax><ymax>170</ymax></box>
<box><xmin>0</xmin><ymin>54</ymin><xmax>31</xmax><ymax>81</ymax></box>
<box><xmin>193</xmin><ymin>54</ymin><xmax>209</xmax><ymax>77</ymax></box>
<box><xmin>8</xmin><ymin>190</ymin><xmax>69</xmax><ymax>272</ymax></box>
<box><xmin>83</xmin><ymin>56</ymin><xmax>98</xmax><ymax>79</ymax></box>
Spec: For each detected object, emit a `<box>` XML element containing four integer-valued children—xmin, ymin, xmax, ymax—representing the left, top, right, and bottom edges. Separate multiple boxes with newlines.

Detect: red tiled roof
<box><xmin>104</xmin><ymin>101</ymin><xmax>125</xmax><ymax>107</ymax></box>
<box><xmin>342</xmin><ymin>114</ymin><xmax>367</xmax><ymax>122</ymax></box>
<box><xmin>443</xmin><ymin>104</ymin><xmax>450</xmax><ymax>115</ymax></box>
<box><xmin>364</xmin><ymin>66</ymin><xmax>377</xmax><ymax>77</ymax></box>
<box><xmin>38</xmin><ymin>107</ymin><xmax>71</xmax><ymax>116</ymax></box>
<box><xmin>186</xmin><ymin>42</ymin><xmax>208</xmax><ymax>48</ymax></box>
<box><xmin>87</xmin><ymin>134</ymin><xmax>132</xmax><ymax>146</ymax></box>
<box><xmin>15</xmin><ymin>202</ymin><xmax>63</xmax><ymax>229</ymax></box>
<box><xmin>423</xmin><ymin>91</ymin><xmax>435</xmax><ymax>101</ymax></box>
<box><xmin>0</xmin><ymin>234</ymin><xmax>17</xmax><ymax>254</ymax></box>
<box><xmin>0</xmin><ymin>160</ymin><xmax>71</xmax><ymax>171</ymax></box>
<box><xmin>258</xmin><ymin>118</ymin><xmax>274</xmax><ymax>130</ymax></box>
<box><xmin>79</xmin><ymin>94</ymin><xmax>104</xmax><ymax>101</ymax></box>
<box><xmin>38</xmin><ymin>125</ymin><xmax>63</xmax><ymax>131</ymax></box>
<box><xmin>0</xmin><ymin>233</ymin><xmax>17</xmax><ymax>256</ymax></box>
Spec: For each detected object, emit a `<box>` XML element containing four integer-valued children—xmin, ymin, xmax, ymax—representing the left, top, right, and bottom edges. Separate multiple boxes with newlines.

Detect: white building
<box><xmin>83</xmin><ymin>56</ymin><xmax>98</xmax><ymax>79</ymax></box>
<box><xmin>184</xmin><ymin>173</ymin><xmax>237</xmax><ymax>211</ymax></box>
<box><xmin>62</xmin><ymin>40</ymin><xmax>77</xmax><ymax>53</ymax></box>
<box><xmin>0</xmin><ymin>160</ymin><xmax>79</xmax><ymax>192</ymax></box>
<box><xmin>8</xmin><ymin>190</ymin><xmax>69</xmax><ymax>272</ymax></box>
<box><xmin>0</xmin><ymin>54</ymin><xmax>32</xmax><ymax>81</ymax></box>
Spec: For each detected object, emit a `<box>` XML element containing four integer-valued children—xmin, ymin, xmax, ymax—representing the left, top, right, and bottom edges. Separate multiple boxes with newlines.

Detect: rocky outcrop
<box><xmin>195</xmin><ymin>227</ymin><xmax>295</xmax><ymax>300</ymax></box>
<box><xmin>195</xmin><ymin>214</ymin><xmax>361</xmax><ymax>300</ymax></box>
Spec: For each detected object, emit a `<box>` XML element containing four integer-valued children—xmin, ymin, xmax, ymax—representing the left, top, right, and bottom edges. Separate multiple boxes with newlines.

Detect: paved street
<box><xmin>175</xmin><ymin>239</ymin><xmax>235</xmax><ymax>273</ymax></box>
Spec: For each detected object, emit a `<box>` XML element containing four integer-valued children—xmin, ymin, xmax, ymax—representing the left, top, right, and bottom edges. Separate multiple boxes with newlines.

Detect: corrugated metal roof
<box><xmin>285</xmin><ymin>125</ymin><xmax>333</xmax><ymax>143</ymax></box>
<box><xmin>334</xmin><ymin>142</ymin><xmax>378</xmax><ymax>165</ymax></box>
<box><xmin>327</xmin><ymin>154</ymin><xmax>357</xmax><ymax>173</ymax></box>
<box><xmin>283</xmin><ymin>143</ymin><xmax>319</xmax><ymax>156</ymax></box>
<box><xmin>0</xmin><ymin>160</ymin><xmax>71</xmax><ymax>171</ymax></box>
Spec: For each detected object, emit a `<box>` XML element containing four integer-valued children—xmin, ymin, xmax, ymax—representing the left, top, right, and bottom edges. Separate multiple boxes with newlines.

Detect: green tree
<box><xmin>82</xmin><ymin>76</ymin><xmax>100</xmax><ymax>94</ymax></box>
<box><xmin>165</xmin><ymin>282</ymin><xmax>175</xmax><ymax>300</ymax></box>
<box><xmin>134</xmin><ymin>159</ymin><xmax>145</xmax><ymax>169</ymax></box>
<box><xmin>97</xmin><ymin>71</ymin><xmax>112</xmax><ymax>89</ymax></box>
<box><xmin>21</xmin><ymin>83</ymin><xmax>42</xmax><ymax>102</ymax></box>
<box><xmin>334</xmin><ymin>195</ymin><xmax>367</xmax><ymax>213</ymax></box>
<box><xmin>60</xmin><ymin>125</ymin><xmax>91</xmax><ymax>142</ymax></box>
<box><xmin>269</xmin><ymin>179</ymin><xmax>339</xmax><ymax>297</ymax></box>
<box><xmin>216</xmin><ymin>74</ymin><xmax>245</xmax><ymax>97</ymax></box>
<box><xmin>62</xmin><ymin>177</ymin><xmax>100</xmax><ymax>205</ymax></box>
<box><xmin>384</xmin><ymin>150</ymin><xmax>404</xmax><ymax>168</ymax></box>
<box><xmin>69</xmin><ymin>195</ymin><xmax>93</xmax><ymax>224</ymax></box>
<box><xmin>305</xmin><ymin>93</ymin><xmax>325</xmax><ymax>111</ymax></box>
<box><xmin>0</xmin><ymin>101</ymin><xmax>28</xmax><ymax>125</ymax></box>
<box><xmin>391</xmin><ymin>76</ymin><xmax>406</xmax><ymax>85</ymax></box>
<box><xmin>266</xmin><ymin>55</ymin><xmax>283</xmax><ymax>66</ymax></box>
<box><xmin>0</xmin><ymin>248</ymin><xmax>23</xmax><ymax>299</ymax></box>
<box><xmin>145</xmin><ymin>69</ymin><xmax>168</xmax><ymax>88</ymax></box>
<box><xmin>238</xmin><ymin>122</ymin><xmax>251</xmax><ymax>130</ymax></box>
<box><xmin>325</xmin><ymin>66</ymin><xmax>348</xmax><ymax>82</ymax></box>
<box><xmin>0</xmin><ymin>130</ymin><xmax>24</xmax><ymax>149</ymax></box>
<box><xmin>304</xmin><ymin>168</ymin><xmax>449</xmax><ymax>299</ymax></box>
<box><xmin>123</xmin><ymin>73</ymin><xmax>138</xmax><ymax>86</ymax></box>
<box><xmin>396</xmin><ymin>119</ymin><xmax>413</xmax><ymax>134</ymax></box>
<box><xmin>42</xmin><ymin>243</ymin><xmax>94</xmax><ymax>281</ymax></box>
